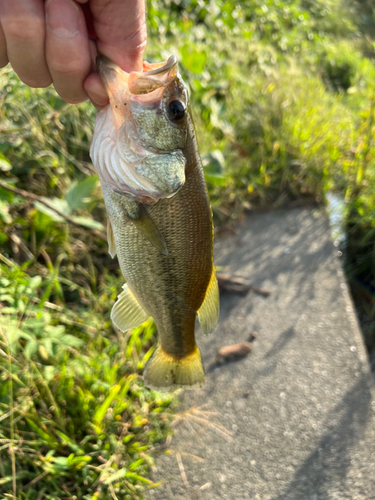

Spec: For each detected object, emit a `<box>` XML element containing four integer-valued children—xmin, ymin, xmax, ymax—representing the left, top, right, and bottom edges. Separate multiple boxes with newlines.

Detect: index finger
<box><xmin>89</xmin><ymin>0</ymin><xmax>146</xmax><ymax>72</ymax></box>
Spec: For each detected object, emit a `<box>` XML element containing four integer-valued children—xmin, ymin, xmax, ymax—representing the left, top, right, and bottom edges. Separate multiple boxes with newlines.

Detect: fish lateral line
<box><xmin>164</xmin><ymin>288</ymin><xmax>196</xmax><ymax>316</ymax></box>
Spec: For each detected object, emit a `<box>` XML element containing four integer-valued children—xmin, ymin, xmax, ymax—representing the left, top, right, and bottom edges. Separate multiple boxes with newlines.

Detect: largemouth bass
<box><xmin>90</xmin><ymin>55</ymin><xmax>219</xmax><ymax>391</ymax></box>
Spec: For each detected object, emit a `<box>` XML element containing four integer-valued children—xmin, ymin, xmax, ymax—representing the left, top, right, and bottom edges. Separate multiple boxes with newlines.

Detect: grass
<box><xmin>0</xmin><ymin>256</ymin><xmax>177</xmax><ymax>500</ymax></box>
<box><xmin>1</xmin><ymin>0</ymin><xmax>375</xmax><ymax>497</ymax></box>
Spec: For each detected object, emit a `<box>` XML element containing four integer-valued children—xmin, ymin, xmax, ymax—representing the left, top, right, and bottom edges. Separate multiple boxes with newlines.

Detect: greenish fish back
<box><xmin>143</xmin><ymin>344</ymin><xmax>205</xmax><ymax>391</ymax></box>
<box><xmin>111</xmin><ymin>283</ymin><xmax>149</xmax><ymax>332</ymax></box>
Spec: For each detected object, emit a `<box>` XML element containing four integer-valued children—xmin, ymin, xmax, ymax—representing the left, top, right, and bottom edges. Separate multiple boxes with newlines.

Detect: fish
<box><xmin>90</xmin><ymin>54</ymin><xmax>219</xmax><ymax>391</ymax></box>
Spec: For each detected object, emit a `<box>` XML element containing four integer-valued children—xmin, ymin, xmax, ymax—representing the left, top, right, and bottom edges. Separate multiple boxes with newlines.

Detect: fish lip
<box><xmin>96</xmin><ymin>55</ymin><xmax>125</xmax><ymax>82</ymax></box>
<box><xmin>96</xmin><ymin>54</ymin><xmax>179</xmax><ymax>98</ymax></box>
<box><xmin>142</xmin><ymin>55</ymin><xmax>177</xmax><ymax>77</ymax></box>
<box><xmin>96</xmin><ymin>54</ymin><xmax>177</xmax><ymax>78</ymax></box>
<box><xmin>96</xmin><ymin>54</ymin><xmax>116</xmax><ymax>79</ymax></box>
<box><xmin>129</xmin><ymin>55</ymin><xmax>178</xmax><ymax>95</ymax></box>
<box><xmin>96</xmin><ymin>54</ymin><xmax>130</xmax><ymax>103</ymax></box>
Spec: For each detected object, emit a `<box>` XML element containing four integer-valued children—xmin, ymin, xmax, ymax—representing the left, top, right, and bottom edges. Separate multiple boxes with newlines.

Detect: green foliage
<box><xmin>0</xmin><ymin>258</ymin><xmax>176</xmax><ymax>499</ymax></box>
<box><xmin>0</xmin><ymin>66</ymin><xmax>105</xmax><ymax>269</ymax></box>
<box><xmin>321</xmin><ymin>43</ymin><xmax>359</xmax><ymax>91</ymax></box>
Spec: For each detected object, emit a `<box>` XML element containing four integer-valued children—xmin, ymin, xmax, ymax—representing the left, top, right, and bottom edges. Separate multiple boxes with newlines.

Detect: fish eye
<box><xmin>167</xmin><ymin>99</ymin><xmax>186</xmax><ymax>122</ymax></box>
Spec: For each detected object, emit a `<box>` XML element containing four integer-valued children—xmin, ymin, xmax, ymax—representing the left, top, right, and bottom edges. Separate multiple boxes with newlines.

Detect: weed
<box><xmin>0</xmin><ymin>258</ymin><xmax>177</xmax><ymax>499</ymax></box>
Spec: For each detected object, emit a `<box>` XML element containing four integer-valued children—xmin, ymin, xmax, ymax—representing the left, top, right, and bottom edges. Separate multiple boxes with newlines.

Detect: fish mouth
<box><xmin>96</xmin><ymin>55</ymin><xmax>178</xmax><ymax>101</ymax></box>
<box><xmin>130</xmin><ymin>55</ymin><xmax>178</xmax><ymax>95</ymax></box>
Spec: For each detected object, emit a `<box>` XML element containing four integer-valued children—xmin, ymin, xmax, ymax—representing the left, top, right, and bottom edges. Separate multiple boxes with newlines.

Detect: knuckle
<box><xmin>50</xmin><ymin>63</ymin><xmax>79</xmax><ymax>77</ymax></box>
<box><xmin>6</xmin><ymin>19</ymin><xmax>44</xmax><ymax>44</ymax></box>
<box><xmin>126</xmin><ymin>23</ymin><xmax>147</xmax><ymax>52</ymax></box>
<box><xmin>48</xmin><ymin>57</ymin><xmax>89</xmax><ymax>78</ymax></box>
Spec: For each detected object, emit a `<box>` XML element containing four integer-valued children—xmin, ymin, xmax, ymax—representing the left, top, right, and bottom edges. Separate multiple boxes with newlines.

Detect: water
<box><xmin>326</xmin><ymin>193</ymin><xmax>375</xmax><ymax>377</ymax></box>
<box><xmin>325</xmin><ymin>192</ymin><xmax>347</xmax><ymax>249</ymax></box>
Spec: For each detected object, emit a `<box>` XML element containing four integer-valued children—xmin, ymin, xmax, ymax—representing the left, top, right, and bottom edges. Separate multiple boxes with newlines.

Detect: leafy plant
<box><xmin>0</xmin><ymin>258</ymin><xmax>177</xmax><ymax>499</ymax></box>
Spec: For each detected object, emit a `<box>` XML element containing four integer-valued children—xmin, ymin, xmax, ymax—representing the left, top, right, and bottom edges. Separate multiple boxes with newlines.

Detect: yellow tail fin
<box><xmin>143</xmin><ymin>345</ymin><xmax>205</xmax><ymax>392</ymax></box>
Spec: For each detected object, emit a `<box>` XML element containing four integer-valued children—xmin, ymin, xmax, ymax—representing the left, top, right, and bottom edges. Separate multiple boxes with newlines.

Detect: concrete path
<box><xmin>146</xmin><ymin>207</ymin><xmax>375</xmax><ymax>500</ymax></box>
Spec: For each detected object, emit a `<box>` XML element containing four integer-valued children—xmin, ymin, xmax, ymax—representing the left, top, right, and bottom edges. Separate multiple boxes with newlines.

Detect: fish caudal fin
<box><xmin>111</xmin><ymin>283</ymin><xmax>149</xmax><ymax>332</ymax></box>
<box><xmin>198</xmin><ymin>269</ymin><xmax>220</xmax><ymax>334</ymax></box>
<box><xmin>143</xmin><ymin>345</ymin><xmax>205</xmax><ymax>392</ymax></box>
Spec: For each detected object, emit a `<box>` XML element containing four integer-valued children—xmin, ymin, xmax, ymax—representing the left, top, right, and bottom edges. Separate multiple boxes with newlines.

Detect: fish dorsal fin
<box><xmin>111</xmin><ymin>283</ymin><xmax>149</xmax><ymax>332</ymax></box>
<box><xmin>128</xmin><ymin>203</ymin><xmax>168</xmax><ymax>256</ymax></box>
<box><xmin>197</xmin><ymin>270</ymin><xmax>220</xmax><ymax>334</ymax></box>
<box><xmin>107</xmin><ymin>219</ymin><xmax>116</xmax><ymax>258</ymax></box>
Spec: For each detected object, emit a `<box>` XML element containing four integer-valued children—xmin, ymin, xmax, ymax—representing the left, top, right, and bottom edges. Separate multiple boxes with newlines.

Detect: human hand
<box><xmin>0</xmin><ymin>0</ymin><xmax>147</xmax><ymax>108</ymax></box>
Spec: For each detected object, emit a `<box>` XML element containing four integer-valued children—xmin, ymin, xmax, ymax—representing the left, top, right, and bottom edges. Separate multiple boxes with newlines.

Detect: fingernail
<box><xmin>90</xmin><ymin>98</ymin><xmax>108</xmax><ymax>109</ymax></box>
<box><xmin>46</xmin><ymin>0</ymin><xmax>80</xmax><ymax>38</ymax></box>
<box><xmin>86</xmin><ymin>88</ymin><xmax>108</xmax><ymax>105</ymax></box>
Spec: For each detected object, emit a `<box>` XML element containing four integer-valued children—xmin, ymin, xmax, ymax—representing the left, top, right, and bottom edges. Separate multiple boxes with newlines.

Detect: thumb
<box><xmin>89</xmin><ymin>0</ymin><xmax>146</xmax><ymax>72</ymax></box>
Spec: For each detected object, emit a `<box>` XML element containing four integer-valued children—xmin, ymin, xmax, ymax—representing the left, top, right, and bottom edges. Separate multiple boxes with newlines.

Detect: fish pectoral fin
<box><xmin>197</xmin><ymin>269</ymin><xmax>220</xmax><ymax>334</ymax></box>
<box><xmin>107</xmin><ymin>219</ymin><xmax>116</xmax><ymax>258</ymax></box>
<box><xmin>128</xmin><ymin>203</ymin><xmax>168</xmax><ymax>256</ymax></box>
<box><xmin>111</xmin><ymin>283</ymin><xmax>149</xmax><ymax>332</ymax></box>
<box><xmin>143</xmin><ymin>345</ymin><xmax>205</xmax><ymax>391</ymax></box>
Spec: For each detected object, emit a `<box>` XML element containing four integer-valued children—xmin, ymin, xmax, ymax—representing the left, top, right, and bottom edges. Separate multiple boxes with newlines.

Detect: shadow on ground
<box><xmin>271</xmin><ymin>374</ymin><xmax>372</xmax><ymax>500</ymax></box>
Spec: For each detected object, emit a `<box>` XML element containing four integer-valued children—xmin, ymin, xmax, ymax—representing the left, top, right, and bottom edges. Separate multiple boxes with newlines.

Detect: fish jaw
<box><xmin>90</xmin><ymin>55</ymin><xmax>190</xmax><ymax>201</ymax></box>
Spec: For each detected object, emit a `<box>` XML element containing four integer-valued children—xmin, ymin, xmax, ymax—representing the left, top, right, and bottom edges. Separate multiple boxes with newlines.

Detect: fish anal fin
<box><xmin>143</xmin><ymin>345</ymin><xmax>205</xmax><ymax>392</ymax></box>
<box><xmin>198</xmin><ymin>269</ymin><xmax>220</xmax><ymax>334</ymax></box>
<box><xmin>127</xmin><ymin>202</ymin><xmax>168</xmax><ymax>256</ymax></box>
<box><xmin>107</xmin><ymin>219</ymin><xmax>116</xmax><ymax>258</ymax></box>
<box><xmin>111</xmin><ymin>283</ymin><xmax>149</xmax><ymax>332</ymax></box>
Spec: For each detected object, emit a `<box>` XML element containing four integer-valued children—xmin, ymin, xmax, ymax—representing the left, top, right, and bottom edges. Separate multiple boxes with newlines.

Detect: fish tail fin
<box><xmin>143</xmin><ymin>344</ymin><xmax>205</xmax><ymax>392</ymax></box>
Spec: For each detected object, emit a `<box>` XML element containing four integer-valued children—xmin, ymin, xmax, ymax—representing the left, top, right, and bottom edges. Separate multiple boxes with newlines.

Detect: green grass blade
<box><xmin>93</xmin><ymin>384</ymin><xmax>121</xmax><ymax>426</ymax></box>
